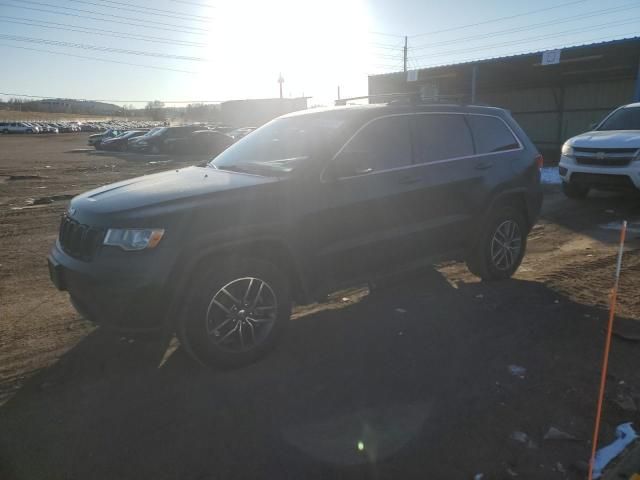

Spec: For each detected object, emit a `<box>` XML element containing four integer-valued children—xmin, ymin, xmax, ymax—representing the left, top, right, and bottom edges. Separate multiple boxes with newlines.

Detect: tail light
<box><xmin>534</xmin><ymin>154</ymin><xmax>544</xmax><ymax>170</ymax></box>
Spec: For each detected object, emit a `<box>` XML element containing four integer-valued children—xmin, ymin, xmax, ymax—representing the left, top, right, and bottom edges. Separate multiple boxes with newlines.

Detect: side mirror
<box><xmin>588</xmin><ymin>122</ymin><xmax>598</xmax><ymax>130</ymax></box>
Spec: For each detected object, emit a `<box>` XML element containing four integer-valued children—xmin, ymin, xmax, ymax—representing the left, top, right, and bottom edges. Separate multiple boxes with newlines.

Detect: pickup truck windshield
<box><xmin>210</xmin><ymin>115</ymin><xmax>346</xmax><ymax>176</ymax></box>
<box><xmin>598</xmin><ymin>107</ymin><xmax>640</xmax><ymax>131</ymax></box>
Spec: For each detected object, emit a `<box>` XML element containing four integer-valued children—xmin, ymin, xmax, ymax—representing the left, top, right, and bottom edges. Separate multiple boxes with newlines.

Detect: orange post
<box><xmin>588</xmin><ymin>220</ymin><xmax>627</xmax><ymax>480</ymax></box>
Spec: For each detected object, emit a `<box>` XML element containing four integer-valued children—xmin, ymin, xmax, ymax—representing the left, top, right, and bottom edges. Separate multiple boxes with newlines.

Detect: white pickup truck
<box><xmin>559</xmin><ymin>102</ymin><xmax>640</xmax><ymax>198</ymax></box>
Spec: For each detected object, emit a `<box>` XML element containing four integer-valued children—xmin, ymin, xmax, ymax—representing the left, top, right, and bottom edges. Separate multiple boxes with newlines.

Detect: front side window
<box><xmin>467</xmin><ymin>115</ymin><xmax>520</xmax><ymax>154</ymax></box>
<box><xmin>333</xmin><ymin>115</ymin><xmax>411</xmax><ymax>177</ymax></box>
<box><xmin>411</xmin><ymin>114</ymin><xmax>474</xmax><ymax>163</ymax></box>
<box><xmin>211</xmin><ymin>114</ymin><xmax>347</xmax><ymax>177</ymax></box>
<box><xmin>598</xmin><ymin>107</ymin><xmax>640</xmax><ymax>131</ymax></box>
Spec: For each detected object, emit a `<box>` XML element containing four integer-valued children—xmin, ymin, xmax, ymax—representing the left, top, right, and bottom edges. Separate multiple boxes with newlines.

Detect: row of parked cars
<box><xmin>1</xmin><ymin>121</ymin><xmax>79</xmax><ymax>134</ymax></box>
<box><xmin>0</xmin><ymin>120</ymin><xmax>164</xmax><ymax>134</ymax></box>
<box><xmin>90</xmin><ymin>124</ymin><xmax>256</xmax><ymax>155</ymax></box>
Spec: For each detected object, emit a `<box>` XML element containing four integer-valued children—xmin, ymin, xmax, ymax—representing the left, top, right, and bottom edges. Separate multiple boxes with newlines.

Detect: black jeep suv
<box><xmin>48</xmin><ymin>104</ymin><xmax>543</xmax><ymax>367</ymax></box>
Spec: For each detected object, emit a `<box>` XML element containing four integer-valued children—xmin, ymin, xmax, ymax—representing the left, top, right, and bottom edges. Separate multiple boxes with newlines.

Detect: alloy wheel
<box><xmin>205</xmin><ymin>277</ymin><xmax>278</xmax><ymax>353</ymax></box>
<box><xmin>490</xmin><ymin>220</ymin><xmax>522</xmax><ymax>271</ymax></box>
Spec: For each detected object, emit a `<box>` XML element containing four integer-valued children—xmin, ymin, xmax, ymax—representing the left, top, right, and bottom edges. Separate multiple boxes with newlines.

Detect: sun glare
<box><xmin>188</xmin><ymin>0</ymin><xmax>372</xmax><ymax>105</ymax></box>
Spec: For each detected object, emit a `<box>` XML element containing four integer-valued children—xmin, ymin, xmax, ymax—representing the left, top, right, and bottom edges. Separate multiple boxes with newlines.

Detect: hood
<box><xmin>70</xmin><ymin>166</ymin><xmax>278</xmax><ymax>216</ymax></box>
<box><xmin>568</xmin><ymin>130</ymin><xmax>640</xmax><ymax>149</ymax></box>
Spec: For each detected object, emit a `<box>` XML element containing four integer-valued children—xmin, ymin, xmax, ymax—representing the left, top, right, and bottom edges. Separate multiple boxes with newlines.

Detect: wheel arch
<box><xmin>485</xmin><ymin>188</ymin><xmax>532</xmax><ymax>232</ymax></box>
<box><xmin>169</xmin><ymin>237</ymin><xmax>310</xmax><ymax>315</ymax></box>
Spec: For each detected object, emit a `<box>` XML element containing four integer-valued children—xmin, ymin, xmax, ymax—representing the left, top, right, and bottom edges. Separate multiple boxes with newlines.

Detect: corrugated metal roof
<box><xmin>370</xmin><ymin>35</ymin><xmax>640</xmax><ymax>77</ymax></box>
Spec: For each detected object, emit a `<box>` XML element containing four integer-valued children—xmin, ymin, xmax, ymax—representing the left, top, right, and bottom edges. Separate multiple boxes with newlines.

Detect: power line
<box><xmin>411</xmin><ymin>16</ymin><xmax>640</xmax><ymax>60</ymax></box>
<box><xmin>0</xmin><ymin>33</ymin><xmax>206</xmax><ymax>61</ymax></box>
<box><xmin>171</xmin><ymin>0</ymin><xmax>215</xmax><ymax>8</ymax></box>
<box><xmin>409</xmin><ymin>0</ymin><xmax>587</xmax><ymax>38</ymax></box>
<box><xmin>412</xmin><ymin>33</ymin><xmax>640</xmax><ymax>70</ymax></box>
<box><xmin>368</xmin><ymin>30</ymin><xmax>405</xmax><ymax>39</ymax></box>
<box><xmin>0</xmin><ymin>44</ymin><xmax>195</xmax><ymax>73</ymax></box>
<box><xmin>3</xmin><ymin>0</ymin><xmax>208</xmax><ymax>33</ymax></box>
<box><xmin>410</xmin><ymin>2</ymin><xmax>640</xmax><ymax>51</ymax></box>
<box><xmin>64</xmin><ymin>0</ymin><xmax>211</xmax><ymax>23</ymax></box>
<box><xmin>0</xmin><ymin>16</ymin><xmax>207</xmax><ymax>47</ymax></box>
<box><xmin>70</xmin><ymin>0</ymin><xmax>213</xmax><ymax>21</ymax></box>
<box><xmin>0</xmin><ymin>92</ymin><xmax>224</xmax><ymax>103</ymax></box>
<box><xmin>1</xmin><ymin>3</ymin><xmax>206</xmax><ymax>36</ymax></box>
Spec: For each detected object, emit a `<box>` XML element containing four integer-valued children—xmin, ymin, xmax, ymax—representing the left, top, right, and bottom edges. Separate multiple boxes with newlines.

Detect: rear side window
<box><xmin>411</xmin><ymin>114</ymin><xmax>474</xmax><ymax>163</ymax></box>
<box><xmin>339</xmin><ymin>115</ymin><xmax>412</xmax><ymax>172</ymax></box>
<box><xmin>467</xmin><ymin>115</ymin><xmax>520</xmax><ymax>153</ymax></box>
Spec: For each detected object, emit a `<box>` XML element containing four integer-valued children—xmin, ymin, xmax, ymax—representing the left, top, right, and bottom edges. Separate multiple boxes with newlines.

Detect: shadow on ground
<box><xmin>1</xmin><ymin>269</ymin><xmax>639</xmax><ymax>479</ymax></box>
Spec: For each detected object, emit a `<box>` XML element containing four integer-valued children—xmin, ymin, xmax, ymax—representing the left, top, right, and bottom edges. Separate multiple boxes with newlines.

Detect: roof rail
<box><xmin>334</xmin><ymin>92</ymin><xmax>419</xmax><ymax>106</ymax></box>
<box><xmin>335</xmin><ymin>92</ymin><xmax>468</xmax><ymax>106</ymax></box>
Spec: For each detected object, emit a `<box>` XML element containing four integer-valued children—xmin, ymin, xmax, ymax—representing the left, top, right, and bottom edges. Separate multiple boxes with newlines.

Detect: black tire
<box><xmin>562</xmin><ymin>181</ymin><xmax>589</xmax><ymax>199</ymax></box>
<box><xmin>178</xmin><ymin>257</ymin><xmax>291</xmax><ymax>368</ymax></box>
<box><xmin>466</xmin><ymin>206</ymin><xmax>528</xmax><ymax>281</ymax></box>
<box><xmin>2</xmin><ymin>129</ymin><xmax>8</xmax><ymax>134</ymax></box>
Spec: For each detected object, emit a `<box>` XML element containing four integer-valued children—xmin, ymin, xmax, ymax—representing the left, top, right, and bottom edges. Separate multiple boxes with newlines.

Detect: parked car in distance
<box><xmin>89</xmin><ymin>129</ymin><xmax>121</xmax><ymax>147</ymax></box>
<box><xmin>167</xmin><ymin>129</ymin><xmax>235</xmax><ymax>155</ymax></box>
<box><xmin>48</xmin><ymin>104</ymin><xmax>543</xmax><ymax>368</ymax></box>
<box><xmin>129</xmin><ymin>125</ymin><xmax>201</xmax><ymax>154</ymax></box>
<box><xmin>0</xmin><ymin>122</ymin><xmax>38</xmax><ymax>134</ymax></box>
<box><xmin>228</xmin><ymin>127</ymin><xmax>256</xmax><ymax>141</ymax></box>
<box><xmin>559</xmin><ymin>102</ymin><xmax>640</xmax><ymax>198</ymax></box>
<box><xmin>99</xmin><ymin>130</ymin><xmax>149</xmax><ymax>151</ymax></box>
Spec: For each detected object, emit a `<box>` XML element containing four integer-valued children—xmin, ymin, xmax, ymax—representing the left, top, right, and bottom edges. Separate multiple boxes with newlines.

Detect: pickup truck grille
<box><xmin>574</xmin><ymin>147</ymin><xmax>638</xmax><ymax>167</ymax></box>
<box><xmin>59</xmin><ymin>215</ymin><xmax>104</xmax><ymax>261</ymax></box>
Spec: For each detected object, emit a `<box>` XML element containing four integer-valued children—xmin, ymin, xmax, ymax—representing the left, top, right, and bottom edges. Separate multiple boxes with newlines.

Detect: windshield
<box><xmin>210</xmin><ymin>115</ymin><xmax>346</xmax><ymax>176</ymax></box>
<box><xmin>598</xmin><ymin>107</ymin><xmax>640</xmax><ymax>131</ymax></box>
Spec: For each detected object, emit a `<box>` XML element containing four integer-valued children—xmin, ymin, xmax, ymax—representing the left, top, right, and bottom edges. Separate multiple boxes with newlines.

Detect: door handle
<box><xmin>475</xmin><ymin>161</ymin><xmax>494</xmax><ymax>170</ymax></box>
<box><xmin>399</xmin><ymin>175</ymin><xmax>422</xmax><ymax>185</ymax></box>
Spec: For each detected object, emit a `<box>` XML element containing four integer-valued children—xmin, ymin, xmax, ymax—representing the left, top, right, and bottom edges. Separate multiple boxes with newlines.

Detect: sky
<box><xmin>0</xmin><ymin>0</ymin><xmax>639</xmax><ymax>107</ymax></box>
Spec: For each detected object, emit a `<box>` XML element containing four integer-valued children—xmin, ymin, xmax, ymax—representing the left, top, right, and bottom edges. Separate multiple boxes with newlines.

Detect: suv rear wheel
<box><xmin>466</xmin><ymin>206</ymin><xmax>527</xmax><ymax>281</ymax></box>
<box><xmin>178</xmin><ymin>257</ymin><xmax>291</xmax><ymax>368</ymax></box>
<box><xmin>562</xmin><ymin>181</ymin><xmax>589</xmax><ymax>199</ymax></box>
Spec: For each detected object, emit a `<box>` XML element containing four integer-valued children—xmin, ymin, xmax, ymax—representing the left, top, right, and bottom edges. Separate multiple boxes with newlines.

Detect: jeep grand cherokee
<box><xmin>48</xmin><ymin>104</ymin><xmax>543</xmax><ymax>367</ymax></box>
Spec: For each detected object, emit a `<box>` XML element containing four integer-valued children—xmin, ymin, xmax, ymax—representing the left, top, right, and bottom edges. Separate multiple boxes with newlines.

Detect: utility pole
<box><xmin>278</xmin><ymin>73</ymin><xmax>284</xmax><ymax>99</ymax></box>
<box><xmin>403</xmin><ymin>36</ymin><xmax>408</xmax><ymax>73</ymax></box>
<box><xmin>337</xmin><ymin>85</ymin><xmax>341</xmax><ymax>101</ymax></box>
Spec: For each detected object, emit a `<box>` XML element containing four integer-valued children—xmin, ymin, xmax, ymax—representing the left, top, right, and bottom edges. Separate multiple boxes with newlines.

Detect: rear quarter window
<box><xmin>467</xmin><ymin>115</ymin><xmax>520</xmax><ymax>154</ymax></box>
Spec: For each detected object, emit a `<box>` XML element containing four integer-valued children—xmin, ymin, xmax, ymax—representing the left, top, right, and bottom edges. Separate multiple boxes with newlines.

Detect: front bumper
<box><xmin>558</xmin><ymin>155</ymin><xmax>640</xmax><ymax>190</ymax></box>
<box><xmin>48</xmin><ymin>241</ymin><xmax>175</xmax><ymax>332</ymax></box>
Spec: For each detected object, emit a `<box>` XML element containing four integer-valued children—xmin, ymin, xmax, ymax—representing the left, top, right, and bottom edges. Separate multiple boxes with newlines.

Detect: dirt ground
<box><xmin>1</xmin><ymin>134</ymin><xmax>639</xmax><ymax>479</ymax></box>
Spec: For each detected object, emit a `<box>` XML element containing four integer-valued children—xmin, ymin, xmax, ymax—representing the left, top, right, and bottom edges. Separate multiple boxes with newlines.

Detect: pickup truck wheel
<box><xmin>179</xmin><ymin>258</ymin><xmax>291</xmax><ymax>368</ymax></box>
<box><xmin>562</xmin><ymin>181</ymin><xmax>589</xmax><ymax>199</ymax></box>
<box><xmin>466</xmin><ymin>206</ymin><xmax>527</xmax><ymax>281</ymax></box>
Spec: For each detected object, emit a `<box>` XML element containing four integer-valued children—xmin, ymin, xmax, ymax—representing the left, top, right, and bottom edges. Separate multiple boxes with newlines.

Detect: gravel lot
<box><xmin>1</xmin><ymin>134</ymin><xmax>639</xmax><ymax>479</ymax></box>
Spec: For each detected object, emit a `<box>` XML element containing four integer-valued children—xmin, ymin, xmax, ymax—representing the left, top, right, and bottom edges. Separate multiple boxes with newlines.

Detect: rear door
<box><xmin>403</xmin><ymin>113</ymin><xmax>481</xmax><ymax>256</ymax></box>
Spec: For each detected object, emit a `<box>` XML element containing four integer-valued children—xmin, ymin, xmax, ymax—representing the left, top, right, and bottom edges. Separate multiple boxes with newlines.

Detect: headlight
<box><xmin>103</xmin><ymin>228</ymin><xmax>164</xmax><ymax>251</ymax></box>
<box><xmin>561</xmin><ymin>143</ymin><xmax>574</xmax><ymax>157</ymax></box>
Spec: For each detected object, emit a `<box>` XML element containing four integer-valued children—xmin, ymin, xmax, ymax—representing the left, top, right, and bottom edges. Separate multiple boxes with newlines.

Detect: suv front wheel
<box><xmin>466</xmin><ymin>206</ymin><xmax>527</xmax><ymax>281</ymax></box>
<box><xmin>178</xmin><ymin>257</ymin><xmax>291</xmax><ymax>368</ymax></box>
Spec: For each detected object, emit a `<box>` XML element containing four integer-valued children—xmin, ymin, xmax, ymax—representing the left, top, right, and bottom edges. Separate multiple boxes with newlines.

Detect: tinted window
<box><xmin>411</xmin><ymin>114</ymin><xmax>474</xmax><ymax>163</ymax></box>
<box><xmin>338</xmin><ymin>115</ymin><xmax>411</xmax><ymax>174</ymax></box>
<box><xmin>598</xmin><ymin>107</ymin><xmax>640</xmax><ymax>130</ymax></box>
<box><xmin>467</xmin><ymin>115</ymin><xmax>520</xmax><ymax>153</ymax></box>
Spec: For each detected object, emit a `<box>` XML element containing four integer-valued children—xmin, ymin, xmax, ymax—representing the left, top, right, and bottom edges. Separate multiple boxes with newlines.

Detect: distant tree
<box><xmin>145</xmin><ymin>100</ymin><xmax>166</xmax><ymax>121</ymax></box>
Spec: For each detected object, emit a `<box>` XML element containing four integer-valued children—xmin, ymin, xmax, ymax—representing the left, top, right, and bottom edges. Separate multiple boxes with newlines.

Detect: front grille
<box><xmin>574</xmin><ymin>147</ymin><xmax>638</xmax><ymax>167</ymax></box>
<box><xmin>570</xmin><ymin>173</ymin><xmax>636</xmax><ymax>189</ymax></box>
<box><xmin>59</xmin><ymin>215</ymin><xmax>104</xmax><ymax>261</ymax></box>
